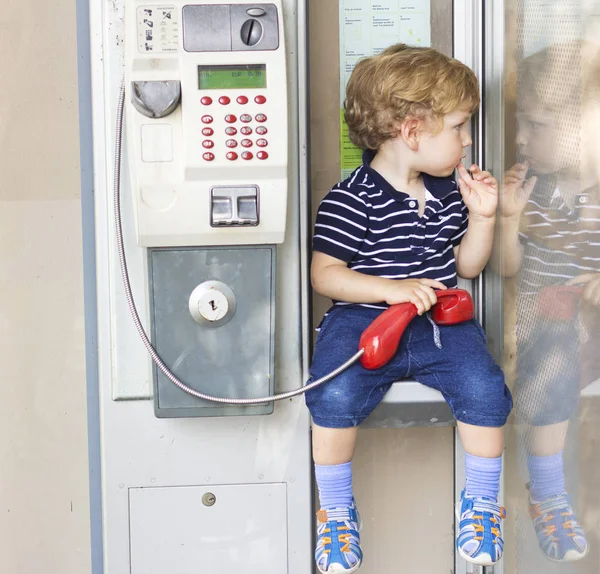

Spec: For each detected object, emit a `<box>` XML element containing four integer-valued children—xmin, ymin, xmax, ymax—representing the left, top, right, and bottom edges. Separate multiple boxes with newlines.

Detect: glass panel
<box><xmin>498</xmin><ymin>2</ymin><xmax>600</xmax><ymax>572</ymax></box>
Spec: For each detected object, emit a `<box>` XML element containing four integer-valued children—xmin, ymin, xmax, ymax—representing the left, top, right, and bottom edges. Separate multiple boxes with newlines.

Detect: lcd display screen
<box><xmin>198</xmin><ymin>64</ymin><xmax>266</xmax><ymax>89</ymax></box>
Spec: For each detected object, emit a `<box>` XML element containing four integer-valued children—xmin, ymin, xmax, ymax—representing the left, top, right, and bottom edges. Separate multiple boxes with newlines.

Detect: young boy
<box><xmin>494</xmin><ymin>41</ymin><xmax>598</xmax><ymax>564</ymax></box>
<box><xmin>305</xmin><ymin>44</ymin><xmax>512</xmax><ymax>573</ymax></box>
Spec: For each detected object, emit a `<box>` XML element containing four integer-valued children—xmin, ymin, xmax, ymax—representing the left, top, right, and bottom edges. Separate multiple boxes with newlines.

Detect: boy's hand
<box><xmin>456</xmin><ymin>162</ymin><xmax>499</xmax><ymax>219</ymax></box>
<box><xmin>498</xmin><ymin>162</ymin><xmax>537</xmax><ymax>219</ymax></box>
<box><xmin>384</xmin><ymin>279</ymin><xmax>448</xmax><ymax>315</ymax></box>
<box><xmin>566</xmin><ymin>273</ymin><xmax>600</xmax><ymax>307</ymax></box>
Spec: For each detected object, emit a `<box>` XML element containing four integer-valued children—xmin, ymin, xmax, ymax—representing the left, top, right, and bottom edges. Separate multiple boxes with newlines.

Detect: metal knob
<box><xmin>240</xmin><ymin>19</ymin><xmax>263</xmax><ymax>46</ymax></box>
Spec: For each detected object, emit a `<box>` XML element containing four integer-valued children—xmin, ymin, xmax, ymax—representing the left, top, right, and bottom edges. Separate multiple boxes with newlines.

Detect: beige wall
<box><xmin>309</xmin><ymin>1</ymin><xmax>455</xmax><ymax>571</ymax></box>
<box><xmin>0</xmin><ymin>1</ymin><xmax>92</xmax><ymax>573</ymax></box>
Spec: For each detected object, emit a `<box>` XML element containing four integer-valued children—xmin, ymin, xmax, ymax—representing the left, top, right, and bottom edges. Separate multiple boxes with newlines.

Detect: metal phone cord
<box><xmin>114</xmin><ymin>80</ymin><xmax>363</xmax><ymax>404</ymax></box>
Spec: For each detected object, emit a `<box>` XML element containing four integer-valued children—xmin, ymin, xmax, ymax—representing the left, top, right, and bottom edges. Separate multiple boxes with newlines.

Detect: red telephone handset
<box><xmin>537</xmin><ymin>285</ymin><xmax>584</xmax><ymax>320</ymax></box>
<box><xmin>358</xmin><ymin>289</ymin><xmax>475</xmax><ymax>370</ymax></box>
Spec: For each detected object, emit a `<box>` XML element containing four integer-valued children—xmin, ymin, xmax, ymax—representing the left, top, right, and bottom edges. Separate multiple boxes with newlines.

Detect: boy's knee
<box><xmin>305</xmin><ymin>373</ymin><xmax>362</xmax><ymax>426</ymax></box>
<box><xmin>514</xmin><ymin>383</ymin><xmax>577</xmax><ymax>426</ymax></box>
<box><xmin>452</xmin><ymin>374</ymin><xmax>513</xmax><ymax>427</ymax></box>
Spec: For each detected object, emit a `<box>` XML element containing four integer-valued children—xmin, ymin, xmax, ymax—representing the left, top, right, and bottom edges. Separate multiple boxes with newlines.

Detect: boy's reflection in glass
<box><xmin>494</xmin><ymin>40</ymin><xmax>600</xmax><ymax>566</ymax></box>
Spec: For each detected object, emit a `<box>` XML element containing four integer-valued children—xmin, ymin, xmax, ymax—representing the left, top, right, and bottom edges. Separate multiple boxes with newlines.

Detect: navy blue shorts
<box><xmin>515</xmin><ymin>320</ymin><xmax>580</xmax><ymax>426</ymax></box>
<box><xmin>305</xmin><ymin>305</ymin><xmax>512</xmax><ymax>428</ymax></box>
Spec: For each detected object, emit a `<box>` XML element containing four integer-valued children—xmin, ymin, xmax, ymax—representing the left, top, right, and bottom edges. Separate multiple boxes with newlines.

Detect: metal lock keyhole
<box><xmin>202</xmin><ymin>492</ymin><xmax>216</xmax><ymax>507</ymax></box>
<box><xmin>189</xmin><ymin>281</ymin><xmax>236</xmax><ymax>327</ymax></box>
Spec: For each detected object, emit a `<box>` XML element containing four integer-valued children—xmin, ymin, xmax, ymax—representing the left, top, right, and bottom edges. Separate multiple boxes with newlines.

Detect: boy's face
<box><xmin>516</xmin><ymin>106</ymin><xmax>558</xmax><ymax>174</ymax></box>
<box><xmin>416</xmin><ymin>107</ymin><xmax>473</xmax><ymax>177</ymax></box>
<box><xmin>516</xmin><ymin>105</ymin><xmax>580</xmax><ymax>175</ymax></box>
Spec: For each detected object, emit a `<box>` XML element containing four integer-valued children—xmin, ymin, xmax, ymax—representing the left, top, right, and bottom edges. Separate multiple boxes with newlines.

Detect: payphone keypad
<box><xmin>200</xmin><ymin>94</ymin><xmax>269</xmax><ymax>161</ymax></box>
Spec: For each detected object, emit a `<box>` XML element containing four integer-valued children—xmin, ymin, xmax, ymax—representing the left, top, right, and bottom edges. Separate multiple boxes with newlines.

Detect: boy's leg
<box><xmin>524</xmin><ymin>422</ymin><xmax>588</xmax><ymax>562</ymax></box>
<box><xmin>516</xmin><ymin>332</ymin><xmax>588</xmax><ymax>562</ymax></box>
<box><xmin>457</xmin><ymin>422</ymin><xmax>504</xmax><ymax>501</ymax></box>
<box><xmin>312</xmin><ymin>424</ymin><xmax>358</xmax><ymax>511</ymax></box>
<box><xmin>311</xmin><ymin>426</ymin><xmax>362</xmax><ymax>574</ymax></box>
<box><xmin>406</xmin><ymin>315</ymin><xmax>511</xmax><ymax>566</ymax></box>
<box><xmin>525</xmin><ymin>421</ymin><xmax>567</xmax><ymax>500</ymax></box>
<box><xmin>455</xmin><ymin>422</ymin><xmax>506</xmax><ymax>566</ymax></box>
<box><xmin>313</xmin><ymin>424</ymin><xmax>359</xmax><ymax>465</ymax></box>
<box><xmin>305</xmin><ymin>306</ymin><xmax>409</xmax><ymax>573</ymax></box>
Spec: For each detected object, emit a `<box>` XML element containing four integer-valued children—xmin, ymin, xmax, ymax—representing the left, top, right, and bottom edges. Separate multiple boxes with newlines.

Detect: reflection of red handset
<box><xmin>358</xmin><ymin>289</ymin><xmax>475</xmax><ymax>370</ymax></box>
<box><xmin>537</xmin><ymin>285</ymin><xmax>584</xmax><ymax>320</ymax></box>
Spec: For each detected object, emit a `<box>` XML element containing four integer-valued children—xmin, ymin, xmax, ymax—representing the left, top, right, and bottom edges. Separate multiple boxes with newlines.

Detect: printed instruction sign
<box><xmin>339</xmin><ymin>1</ymin><xmax>431</xmax><ymax>178</ymax></box>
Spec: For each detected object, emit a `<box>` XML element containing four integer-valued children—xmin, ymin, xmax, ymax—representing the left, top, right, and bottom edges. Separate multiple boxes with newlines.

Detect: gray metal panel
<box><xmin>148</xmin><ymin>246</ymin><xmax>276</xmax><ymax>417</ymax></box>
<box><xmin>182</xmin><ymin>4</ymin><xmax>232</xmax><ymax>52</ymax></box>
<box><xmin>129</xmin><ymin>483</ymin><xmax>288</xmax><ymax>573</ymax></box>
<box><xmin>231</xmin><ymin>4</ymin><xmax>279</xmax><ymax>51</ymax></box>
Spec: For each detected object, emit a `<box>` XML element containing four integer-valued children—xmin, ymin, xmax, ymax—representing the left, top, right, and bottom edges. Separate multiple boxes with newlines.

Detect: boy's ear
<box><xmin>399</xmin><ymin>117</ymin><xmax>422</xmax><ymax>151</ymax></box>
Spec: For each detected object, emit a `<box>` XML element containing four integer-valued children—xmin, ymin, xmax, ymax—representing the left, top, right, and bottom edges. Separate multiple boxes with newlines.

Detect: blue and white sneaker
<box><xmin>530</xmin><ymin>493</ymin><xmax>589</xmax><ymax>562</ymax></box>
<box><xmin>456</xmin><ymin>489</ymin><xmax>506</xmax><ymax>566</ymax></box>
<box><xmin>315</xmin><ymin>501</ymin><xmax>363</xmax><ymax>573</ymax></box>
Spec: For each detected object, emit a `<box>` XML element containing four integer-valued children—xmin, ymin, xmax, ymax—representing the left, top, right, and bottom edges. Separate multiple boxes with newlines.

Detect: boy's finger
<box><xmin>504</xmin><ymin>169</ymin><xmax>523</xmax><ymax>181</ymax></box>
<box><xmin>411</xmin><ymin>295</ymin><xmax>426</xmax><ymax>315</ymax></box>
<box><xmin>565</xmin><ymin>273</ymin><xmax>597</xmax><ymax>286</ymax></box>
<box><xmin>583</xmin><ymin>278</ymin><xmax>600</xmax><ymax>303</ymax></box>
<box><xmin>419</xmin><ymin>279</ymin><xmax>448</xmax><ymax>290</ymax></box>
<box><xmin>457</xmin><ymin>177</ymin><xmax>472</xmax><ymax>198</ymax></box>
<box><xmin>592</xmin><ymin>283</ymin><xmax>600</xmax><ymax>307</ymax></box>
<box><xmin>418</xmin><ymin>284</ymin><xmax>438</xmax><ymax>307</ymax></box>
<box><xmin>584</xmin><ymin>282</ymin><xmax>596</xmax><ymax>302</ymax></box>
<box><xmin>522</xmin><ymin>176</ymin><xmax>537</xmax><ymax>198</ymax></box>
<box><xmin>457</xmin><ymin>162</ymin><xmax>472</xmax><ymax>181</ymax></box>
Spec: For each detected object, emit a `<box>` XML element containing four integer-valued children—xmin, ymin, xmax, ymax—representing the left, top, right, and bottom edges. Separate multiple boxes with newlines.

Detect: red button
<box><xmin>257</xmin><ymin>151</ymin><xmax>268</xmax><ymax>160</ymax></box>
<box><xmin>202</xmin><ymin>127</ymin><xmax>214</xmax><ymax>136</ymax></box>
<box><xmin>255</xmin><ymin>126</ymin><xmax>268</xmax><ymax>135</ymax></box>
<box><xmin>237</xmin><ymin>95</ymin><xmax>249</xmax><ymax>105</ymax></box>
<box><xmin>203</xmin><ymin>152</ymin><xmax>215</xmax><ymax>161</ymax></box>
<box><xmin>226</xmin><ymin>139</ymin><xmax>238</xmax><ymax>148</ymax></box>
<box><xmin>202</xmin><ymin>140</ymin><xmax>214</xmax><ymax>149</ymax></box>
<box><xmin>255</xmin><ymin>95</ymin><xmax>267</xmax><ymax>104</ymax></box>
<box><xmin>227</xmin><ymin>152</ymin><xmax>238</xmax><ymax>161</ymax></box>
<box><xmin>201</xmin><ymin>115</ymin><xmax>213</xmax><ymax>124</ymax></box>
<box><xmin>257</xmin><ymin>138</ymin><xmax>268</xmax><ymax>147</ymax></box>
<box><xmin>255</xmin><ymin>113</ymin><xmax>267</xmax><ymax>123</ymax></box>
<box><xmin>225</xmin><ymin>127</ymin><xmax>238</xmax><ymax>136</ymax></box>
<box><xmin>241</xmin><ymin>139</ymin><xmax>253</xmax><ymax>148</ymax></box>
<box><xmin>201</xmin><ymin>96</ymin><xmax>213</xmax><ymax>105</ymax></box>
<box><xmin>240</xmin><ymin>126</ymin><xmax>253</xmax><ymax>135</ymax></box>
<box><xmin>219</xmin><ymin>96</ymin><xmax>231</xmax><ymax>105</ymax></box>
<box><xmin>225</xmin><ymin>114</ymin><xmax>237</xmax><ymax>123</ymax></box>
<box><xmin>242</xmin><ymin>151</ymin><xmax>253</xmax><ymax>160</ymax></box>
<box><xmin>240</xmin><ymin>114</ymin><xmax>252</xmax><ymax>123</ymax></box>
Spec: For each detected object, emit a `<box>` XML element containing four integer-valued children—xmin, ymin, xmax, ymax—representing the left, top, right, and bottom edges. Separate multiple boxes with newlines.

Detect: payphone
<box><xmin>93</xmin><ymin>1</ymin><xmax>313</xmax><ymax>572</ymax></box>
<box><xmin>122</xmin><ymin>1</ymin><xmax>292</xmax><ymax>417</ymax></box>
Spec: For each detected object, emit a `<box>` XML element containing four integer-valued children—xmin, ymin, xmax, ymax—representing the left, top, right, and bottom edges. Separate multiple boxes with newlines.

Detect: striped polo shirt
<box><xmin>518</xmin><ymin>174</ymin><xmax>600</xmax><ymax>299</ymax></box>
<box><xmin>313</xmin><ymin>150</ymin><xmax>469</xmax><ymax>311</ymax></box>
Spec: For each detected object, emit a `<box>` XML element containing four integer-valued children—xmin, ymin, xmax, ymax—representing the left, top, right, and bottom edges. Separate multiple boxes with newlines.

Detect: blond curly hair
<box><xmin>344</xmin><ymin>44</ymin><xmax>480</xmax><ymax>150</ymax></box>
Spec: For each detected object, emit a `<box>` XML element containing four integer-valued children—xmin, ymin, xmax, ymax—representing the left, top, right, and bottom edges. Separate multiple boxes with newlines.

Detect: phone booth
<box><xmin>88</xmin><ymin>1</ymin><xmax>505</xmax><ymax>573</ymax></box>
